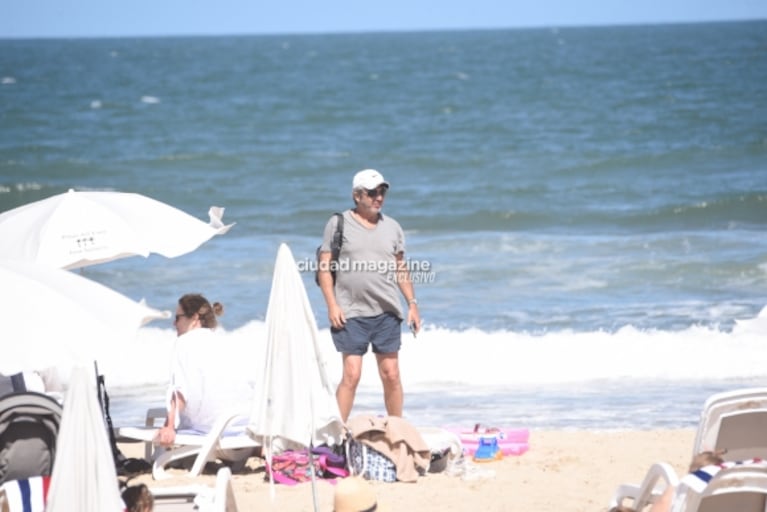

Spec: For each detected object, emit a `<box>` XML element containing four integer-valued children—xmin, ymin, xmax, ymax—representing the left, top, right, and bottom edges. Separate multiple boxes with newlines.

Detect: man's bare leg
<box><xmin>337</xmin><ymin>353</ymin><xmax>363</xmax><ymax>422</ymax></box>
<box><xmin>376</xmin><ymin>352</ymin><xmax>403</xmax><ymax>417</ymax></box>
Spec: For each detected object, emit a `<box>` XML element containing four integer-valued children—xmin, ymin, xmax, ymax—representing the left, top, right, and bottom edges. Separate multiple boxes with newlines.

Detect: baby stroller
<box><xmin>0</xmin><ymin>389</ymin><xmax>62</xmax><ymax>484</ymax></box>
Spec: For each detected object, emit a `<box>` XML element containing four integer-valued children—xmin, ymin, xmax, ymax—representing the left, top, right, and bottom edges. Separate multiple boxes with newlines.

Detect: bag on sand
<box><xmin>266</xmin><ymin>447</ymin><xmax>348</xmax><ymax>485</ymax></box>
<box><xmin>348</xmin><ymin>440</ymin><xmax>397</xmax><ymax>482</ymax></box>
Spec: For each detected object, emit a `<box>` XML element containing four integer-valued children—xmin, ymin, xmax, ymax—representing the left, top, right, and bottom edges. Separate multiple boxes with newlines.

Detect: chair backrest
<box><xmin>671</xmin><ymin>461</ymin><xmax>767</xmax><ymax>512</ymax></box>
<box><xmin>694</xmin><ymin>387</ymin><xmax>767</xmax><ymax>462</ymax></box>
<box><xmin>0</xmin><ymin>392</ymin><xmax>63</xmax><ymax>485</ymax></box>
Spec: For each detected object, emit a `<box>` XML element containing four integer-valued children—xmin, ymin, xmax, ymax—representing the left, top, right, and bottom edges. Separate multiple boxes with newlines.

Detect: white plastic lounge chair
<box><xmin>152</xmin><ymin>466</ymin><xmax>238</xmax><ymax>512</ymax></box>
<box><xmin>0</xmin><ymin>469</ymin><xmax>239</xmax><ymax>512</ymax></box>
<box><xmin>608</xmin><ymin>461</ymin><xmax>679</xmax><ymax>511</ymax></box>
<box><xmin>117</xmin><ymin>411</ymin><xmax>259</xmax><ymax>480</ymax></box>
<box><xmin>693</xmin><ymin>387</ymin><xmax>767</xmax><ymax>462</ymax></box>
<box><xmin>670</xmin><ymin>460</ymin><xmax>767</xmax><ymax>512</ymax></box>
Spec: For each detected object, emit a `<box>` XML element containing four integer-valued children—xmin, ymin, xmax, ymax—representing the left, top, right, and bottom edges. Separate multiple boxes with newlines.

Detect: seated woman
<box><xmin>155</xmin><ymin>293</ymin><xmax>256</xmax><ymax>465</ymax></box>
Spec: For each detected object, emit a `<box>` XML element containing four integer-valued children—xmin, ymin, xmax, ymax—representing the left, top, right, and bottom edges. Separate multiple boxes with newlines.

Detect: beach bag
<box><xmin>266</xmin><ymin>447</ymin><xmax>348</xmax><ymax>485</ymax></box>
<box><xmin>315</xmin><ymin>212</ymin><xmax>344</xmax><ymax>286</ymax></box>
<box><xmin>348</xmin><ymin>440</ymin><xmax>397</xmax><ymax>482</ymax></box>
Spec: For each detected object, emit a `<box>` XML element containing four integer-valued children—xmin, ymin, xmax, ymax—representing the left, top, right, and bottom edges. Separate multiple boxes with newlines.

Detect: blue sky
<box><xmin>3</xmin><ymin>0</ymin><xmax>766</xmax><ymax>38</ymax></box>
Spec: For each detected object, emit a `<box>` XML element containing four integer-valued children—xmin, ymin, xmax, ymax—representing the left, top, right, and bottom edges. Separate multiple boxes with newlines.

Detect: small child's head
<box><xmin>689</xmin><ymin>450</ymin><xmax>726</xmax><ymax>472</ymax></box>
<box><xmin>122</xmin><ymin>483</ymin><xmax>154</xmax><ymax>512</ymax></box>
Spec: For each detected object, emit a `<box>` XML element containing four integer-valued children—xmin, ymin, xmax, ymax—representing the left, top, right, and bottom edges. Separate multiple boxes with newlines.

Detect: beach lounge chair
<box><xmin>608</xmin><ymin>461</ymin><xmax>679</xmax><ymax>511</ymax></box>
<box><xmin>693</xmin><ymin>387</ymin><xmax>767</xmax><ymax>462</ymax></box>
<box><xmin>669</xmin><ymin>460</ymin><xmax>767</xmax><ymax>512</ymax></box>
<box><xmin>117</xmin><ymin>410</ymin><xmax>259</xmax><ymax>480</ymax></box>
<box><xmin>0</xmin><ymin>467</ymin><xmax>240</xmax><ymax>512</ymax></box>
<box><xmin>151</xmin><ymin>466</ymin><xmax>238</xmax><ymax>512</ymax></box>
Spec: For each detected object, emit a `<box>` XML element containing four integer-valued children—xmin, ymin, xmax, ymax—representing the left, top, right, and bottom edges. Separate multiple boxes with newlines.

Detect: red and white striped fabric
<box><xmin>0</xmin><ymin>476</ymin><xmax>51</xmax><ymax>512</ymax></box>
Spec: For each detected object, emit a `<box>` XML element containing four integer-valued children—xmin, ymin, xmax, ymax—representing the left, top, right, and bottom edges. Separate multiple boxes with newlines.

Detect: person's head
<box><xmin>333</xmin><ymin>476</ymin><xmax>389</xmax><ymax>512</ymax></box>
<box><xmin>608</xmin><ymin>506</ymin><xmax>636</xmax><ymax>512</ymax></box>
<box><xmin>689</xmin><ymin>450</ymin><xmax>725</xmax><ymax>472</ymax></box>
<box><xmin>174</xmin><ymin>293</ymin><xmax>223</xmax><ymax>335</ymax></box>
<box><xmin>122</xmin><ymin>483</ymin><xmax>154</xmax><ymax>512</ymax></box>
<box><xmin>352</xmin><ymin>169</ymin><xmax>389</xmax><ymax>214</ymax></box>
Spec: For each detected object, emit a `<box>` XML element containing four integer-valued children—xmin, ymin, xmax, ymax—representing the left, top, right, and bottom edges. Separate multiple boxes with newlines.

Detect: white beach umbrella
<box><xmin>247</xmin><ymin>243</ymin><xmax>345</xmax><ymax>450</ymax></box>
<box><xmin>0</xmin><ymin>188</ymin><xmax>234</xmax><ymax>270</ymax></box>
<box><xmin>46</xmin><ymin>364</ymin><xmax>124</xmax><ymax>512</ymax></box>
<box><xmin>0</xmin><ymin>259</ymin><xmax>169</xmax><ymax>376</ymax></box>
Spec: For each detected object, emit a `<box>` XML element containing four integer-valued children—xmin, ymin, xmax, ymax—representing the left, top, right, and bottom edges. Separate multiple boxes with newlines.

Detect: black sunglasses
<box><xmin>175</xmin><ymin>313</ymin><xmax>187</xmax><ymax>322</ymax></box>
<box><xmin>365</xmin><ymin>187</ymin><xmax>388</xmax><ymax>198</ymax></box>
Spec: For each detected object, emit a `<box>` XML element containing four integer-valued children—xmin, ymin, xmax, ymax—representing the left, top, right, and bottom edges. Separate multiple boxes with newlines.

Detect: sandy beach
<box><xmin>119</xmin><ymin>428</ymin><xmax>696</xmax><ymax>511</ymax></box>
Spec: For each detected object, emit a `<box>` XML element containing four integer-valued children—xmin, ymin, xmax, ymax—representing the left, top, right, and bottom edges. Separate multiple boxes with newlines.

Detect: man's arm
<box><xmin>396</xmin><ymin>252</ymin><xmax>421</xmax><ymax>335</ymax></box>
<box><xmin>318</xmin><ymin>250</ymin><xmax>345</xmax><ymax>329</ymax></box>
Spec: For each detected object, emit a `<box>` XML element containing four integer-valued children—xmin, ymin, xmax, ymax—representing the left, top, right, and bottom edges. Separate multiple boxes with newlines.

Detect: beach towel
<box><xmin>266</xmin><ymin>447</ymin><xmax>348</xmax><ymax>485</ymax></box>
<box><xmin>680</xmin><ymin>458</ymin><xmax>767</xmax><ymax>493</ymax></box>
<box><xmin>0</xmin><ymin>476</ymin><xmax>51</xmax><ymax>512</ymax></box>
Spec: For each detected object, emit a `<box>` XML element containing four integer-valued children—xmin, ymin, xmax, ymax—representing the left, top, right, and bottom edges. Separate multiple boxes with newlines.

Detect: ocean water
<box><xmin>1</xmin><ymin>21</ymin><xmax>766</xmax><ymax>431</ymax></box>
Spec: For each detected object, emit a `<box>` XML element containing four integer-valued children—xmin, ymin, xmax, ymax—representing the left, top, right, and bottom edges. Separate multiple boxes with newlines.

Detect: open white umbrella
<box><xmin>0</xmin><ymin>188</ymin><xmax>234</xmax><ymax>269</ymax></box>
<box><xmin>247</xmin><ymin>243</ymin><xmax>345</xmax><ymax>450</ymax></box>
<box><xmin>46</xmin><ymin>364</ymin><xmax>124</xmax><ymax>512</ymax></box>
<box><xmin>0</xmin><ymin>259</ymin><xmax>169</xmax><ymax>376</ymax></box>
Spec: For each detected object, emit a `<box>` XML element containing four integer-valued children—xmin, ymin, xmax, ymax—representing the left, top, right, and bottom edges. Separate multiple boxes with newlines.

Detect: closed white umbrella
<box><xmin>46</xmin><ymin>364</ymin><xmax>124</xmax><ymax>512</ymax></box>
<box><xmin>247</xmin><ymin>243</ymin><xmax>345</xmax><ymax>449</ymax></box>
<box><xmin>0</xmin><ymin>259</ymin><xmax>168</xmax><ymax>375</ymax></box>
<box><xmin>0</xmin><ymin>188</ymin><xmax>234</xmax><ymax>270</ymax></box>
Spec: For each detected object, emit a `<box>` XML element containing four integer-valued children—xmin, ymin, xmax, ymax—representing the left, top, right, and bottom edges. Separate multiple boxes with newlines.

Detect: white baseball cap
<box><xmin>352</xmin><ymin>169</ymin><xmax>389</xmax><ymax>191</ymax></box>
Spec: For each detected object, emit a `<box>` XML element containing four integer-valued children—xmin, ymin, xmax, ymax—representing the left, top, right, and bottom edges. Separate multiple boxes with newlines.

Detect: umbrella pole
<box><xmin>309</xmin><ymin>441</ymin><xmax>319</xmax><ymax>512</ymax></box>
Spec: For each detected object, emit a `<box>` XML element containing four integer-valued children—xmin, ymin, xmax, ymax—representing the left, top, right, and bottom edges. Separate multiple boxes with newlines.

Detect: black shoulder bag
<box><xmin>315</xmin><ymin>212</ymin><xmax>344</xmax><ymax>286</ymax></box>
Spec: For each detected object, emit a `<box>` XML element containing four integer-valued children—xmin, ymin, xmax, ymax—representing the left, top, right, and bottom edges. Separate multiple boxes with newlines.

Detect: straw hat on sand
<box><xmin>333</xmin><ymin>476</ymin><xmax>390</xmax><ymax>512</ymax></box>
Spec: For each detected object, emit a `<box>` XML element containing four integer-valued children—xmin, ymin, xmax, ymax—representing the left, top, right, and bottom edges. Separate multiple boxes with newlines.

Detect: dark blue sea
<box><xmin>1</xmin><ymin>21</ymin><xmax>766</xmax><ymax>430</ymax></box>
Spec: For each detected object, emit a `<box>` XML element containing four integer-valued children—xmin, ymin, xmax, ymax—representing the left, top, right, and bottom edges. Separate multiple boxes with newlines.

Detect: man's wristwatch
<box><xmin>408</xmin><ymin>298</ymin><xmax>418</xmax><ymax>306</ymax></box>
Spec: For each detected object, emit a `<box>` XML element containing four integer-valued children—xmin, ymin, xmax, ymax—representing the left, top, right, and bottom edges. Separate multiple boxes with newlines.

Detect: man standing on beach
<box><xmin>318</xmin><ymin>169</ymin><xmax>421</xmax><ymax>422</ymax></box>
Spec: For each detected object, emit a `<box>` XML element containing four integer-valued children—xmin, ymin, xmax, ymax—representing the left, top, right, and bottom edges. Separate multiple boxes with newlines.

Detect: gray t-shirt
<box><xmin>321</xmin><ymin>209</ymin><xmax>405</xmax><ymax>320</ymax></box>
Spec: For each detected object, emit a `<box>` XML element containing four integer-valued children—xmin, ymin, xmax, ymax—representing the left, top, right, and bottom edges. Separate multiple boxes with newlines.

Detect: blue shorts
<box><xmin>331</xmin><ymin>313</ymin><xmax>402</xmax><ymax>355</ymax></box>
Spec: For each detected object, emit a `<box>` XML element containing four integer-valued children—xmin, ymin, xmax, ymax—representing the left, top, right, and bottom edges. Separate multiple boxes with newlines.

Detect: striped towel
<box><xmin>681</xmin><ymin>458</ymin><xmax>767</xmax><ymax>493</ymax></box>
<box><xmin>0</xmin><ymin>476</ymin><xmax>51</xmax><ymax>512</ymax></box>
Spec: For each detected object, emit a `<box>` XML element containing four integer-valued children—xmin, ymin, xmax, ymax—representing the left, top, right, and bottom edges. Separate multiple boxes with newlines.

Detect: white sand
<box><xmin>120</xmin><ymin>428</ymin><xmax>696</xmax><ymax>511</ymax></box>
